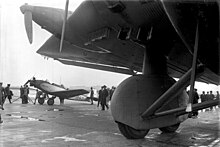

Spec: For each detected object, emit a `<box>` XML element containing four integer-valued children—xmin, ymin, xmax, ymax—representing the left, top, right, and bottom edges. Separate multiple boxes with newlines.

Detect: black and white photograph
<box><xmin>0</xmin><ymin>0</ymin><xmax>219</xmax><ymax>146</ymax></box>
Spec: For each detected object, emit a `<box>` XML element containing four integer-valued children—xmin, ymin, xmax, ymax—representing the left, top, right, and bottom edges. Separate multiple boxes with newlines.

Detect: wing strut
<box><xmin>141</xmin><ymin>65</ymin><xmax>204</xmax><ymax>119</ymax></box>
<box><xmin>59</xmin><ymin>0</ymin><xmax>69</xmax><ymax>52</ymax></box>
<box><xmin>186</xmin><ymin>22</ymin><xmax>199</xmax><ymax>113</ymax></box>
<box><xmin>141</xmin><ymin>22</ymin><xmax>202</xmax><ymax>119</ymax></box>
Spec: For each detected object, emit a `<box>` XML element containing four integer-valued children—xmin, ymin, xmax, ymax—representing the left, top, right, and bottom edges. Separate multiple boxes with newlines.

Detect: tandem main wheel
<box><xmin>116</xmin><ymin>121</ymin><xmax>149</xmax><ymax>139</ymax></box>
<box><xmin>47</xmin><ymin>98</ymin><xmax>55</xmax><ymax>105</ymax></box>
<box><xmin>38</xmin><ymin>98</ymin><xmax>45</xmax><ymax>105</ymax></box>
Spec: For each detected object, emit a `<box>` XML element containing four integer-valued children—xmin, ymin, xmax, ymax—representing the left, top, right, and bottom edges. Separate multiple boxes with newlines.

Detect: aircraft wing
<box><xmin>50</xmin><ymin>89</ymin><xmax>89</xmax><ymax>99</ymax></box>
<box><xmin>22</xmin><ymin>0</ymin><xmax>220</xmax><ymax>85</ymax></box>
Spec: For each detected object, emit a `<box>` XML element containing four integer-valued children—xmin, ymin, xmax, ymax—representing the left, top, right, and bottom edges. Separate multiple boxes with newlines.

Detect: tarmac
<box><xmin>0</xmin><ymin>98</ymin><xmax>219</xmax><ymax>147</ymax></box>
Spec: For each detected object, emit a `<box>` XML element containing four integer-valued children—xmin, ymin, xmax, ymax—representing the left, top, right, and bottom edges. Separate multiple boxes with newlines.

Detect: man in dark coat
<box><xmin>90</xmin><ymin>87</ymin><xmax>94</xmax><ymax>105</ymax></box>
<box><xmin>100</xmin><ymin>85</ymin><xmax>109</xmax><ymax>110</ymax></box>
<box><xmin>200</xmin><ymin>91</ymin><xmax>206</xmax><ymax>103</ymax></box>
<box><xmin>97</xmin><ymin>87</ymin><xmax>103</xmax><ymax>108</ymax></box>
<box><xmin>209</xmin><ymin>91</ymin><xmax>215</xmax><ymax>110</ymax></box>
<box><xmin>0</xmin><ymin>82</ymin><xmax>5</xmax><ymax>123</ymax></box>
<box><xmin>5</xmin><ymin>84</ymin><xmax>12</xmax><ymax>104</ymax></box>
<box><xmin>192</xmin><ymin>89</ymin><xmax>199</xmax><ymax>117</ymax></box>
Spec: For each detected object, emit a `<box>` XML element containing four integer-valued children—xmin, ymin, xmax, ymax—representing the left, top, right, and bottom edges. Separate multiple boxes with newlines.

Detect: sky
<box><xmin>0</xmin><ymin>0</ymin><xmax>219</xmax><ymax>93</ymax></box>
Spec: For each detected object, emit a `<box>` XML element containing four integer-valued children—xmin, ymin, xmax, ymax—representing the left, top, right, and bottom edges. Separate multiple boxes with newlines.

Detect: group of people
<box><xmin>188</xmin><ymin>89</ymin><xmax>219</xmax><ymax>118</ymax></box>
<box><xmin>200</xmin><ymin>90</ymin><xmax>219</xmax><ymax>110</ymax></box>
<box><xmin>90</xmin><ymin>85</ymin><xmax>116</xmax><ymax>111</ymax></box>
<box><xmin>20</xmin><ymin>85</ymin><xmax>30</xmax><ymax>104</ymax></box>
<box><xmin>0</xmin><ymin>83</ymin><xmax>13</xmax><ymax>107</ymax></box>
<box><xmin>0</xmin><ymin>82</ymin><xmax>14</xmax><ymax>123</ymax></box>
<box><xmin>200</xmin><ymin>91</ymin><xmax>219</xmax><ymax>102</ymax></box>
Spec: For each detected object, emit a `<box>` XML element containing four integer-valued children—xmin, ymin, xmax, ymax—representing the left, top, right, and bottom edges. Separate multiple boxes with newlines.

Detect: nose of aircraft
<box><xmin>20</xmin><ymin>3</ymin><xmax>33</xmax><ymax>14</ymax></box>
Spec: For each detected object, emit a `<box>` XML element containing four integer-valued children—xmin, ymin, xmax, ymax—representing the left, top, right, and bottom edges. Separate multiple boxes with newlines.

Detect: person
<box><xmin>0</xmin><ymin>82</ymin><xmax>5</xmax><ymax>123</ymax></box>
<box><xmin>100</xmin><ymin>85</ymin><xmax>109</xmax><ymax>111</ymax></box>
<box><xmin>204</xmin><ymin>91</ymin><xmax>210</xmax><ymax>111</ymax></box>
<box><xmin>216</xmin><ymin>91</ymin><xmax>219</xmax><ymax>99</ymax></box>
<box><xmin>109</xmin><ymin>86</ymin><xmax>116</xmax><ymax>101</ymax></box>
<box><xmin>216</xmin><ymin>91</ymin><xmax>220</xmax><ymax>107</ymax></box>
<box><xmin>23</xmin><ymin>85</ymin><xmax>29</xmax><ymax>104</ymax></box>
<box><xmin>192</xmin><ymin>89</ymin><xmax>199</xmax><ymax>117</ymax></box>
<box><xmin>34</xmin><ymin>89</ymin><xmax>42</xmax><ymax>105</ymax></box>
<box><xmin>97</xmin><ymin>87</ymin><xmax>103</xmax><ymax>108</ymax></box>
<box><xmin>200</xmin><ymin>91</ymin><xmax>206</xmax><ymax>103</ymax></box>
<box><xmin>209</xmin><ymin>91</ymin><xmax>215</xmax><ymax>110</ymax></box>
<box><xmin>90</xmin><ymin>87</ymin><xmax>94</xmax><ymax>105</ymax></box>
<box><xmin>4</xmin><ymin>84</ymin><xmax>12</xmax><ymax>104</ymax></box>
<box><xmin>20</xmin><ymin>86</ymin><xmax>25</xmax><ymax>104</ymax></box>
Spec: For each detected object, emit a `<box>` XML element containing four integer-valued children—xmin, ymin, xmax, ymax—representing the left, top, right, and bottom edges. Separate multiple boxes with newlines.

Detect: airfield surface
<box><xmin>0</xmin><ymin>98</ymin><xmax>219</xmax><ymax>147</ymax></box>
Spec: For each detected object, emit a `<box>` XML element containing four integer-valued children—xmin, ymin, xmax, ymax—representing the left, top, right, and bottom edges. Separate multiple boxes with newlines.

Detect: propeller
<box><xmin>59</xmin><ymin>0</ymin><xmax>69</xmax><ymax>52</ymax></box>
<box><xmin>24</xmin><ymin>11</ymin><xmax>33</xmax><ymax>44</ymax></box>
<box><xmin>20</xmin><ymin>3</ymin><xmax>33</xmax><ymax>44</ymax></box>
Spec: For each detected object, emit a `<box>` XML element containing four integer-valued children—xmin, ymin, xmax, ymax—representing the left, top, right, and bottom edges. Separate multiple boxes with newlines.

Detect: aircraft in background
<box><xmin>24</xmin><ymin>77</ymin><xmax>89</xmax><ymax>105</ymax></box>
<box><xmin>20</xmin><ymin>0</ymin><xmax>219</xmax><ymax>139</ymax></box>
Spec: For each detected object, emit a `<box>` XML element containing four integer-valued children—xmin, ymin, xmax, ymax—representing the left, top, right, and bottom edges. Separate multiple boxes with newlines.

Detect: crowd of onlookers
<box><xmin>0</xmin><ymin>82</ymin><xmax>14</xmax><ymax>123</ymax></box>
<box><xmin>89</xmin><ymin>85</ymin><xmax>116</xmax><ymax>111</ymax></box>
<box><xmin>187</xmin><ymin>89</ymin><xmax>219</xmax><ymax>118</ymax></box>
<box><xmin>199</xmin><ymin>90</ymin><xmax>219</xmax><ymax>110</ymax></box>
<box><xmin>200</xmin><ymin>91</ymin><xmax>219</xmax><ymax>103</ymax></box>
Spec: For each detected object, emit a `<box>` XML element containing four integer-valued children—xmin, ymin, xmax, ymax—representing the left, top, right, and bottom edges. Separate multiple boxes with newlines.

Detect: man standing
<box><xmin>34</xmin><ymin>89</ymin><xmax>42</xmax><ymax>105</ymax></box>
<box><xmin>5</xmin><ymin>84</ymin><xmax>12</xmax><ymax>104</ymax></box>
<box><xmin>90</xmin><ymin>87</ymin><xmax>94</xmax><ymax>105</ymax></box>
<box><xmin>209</xmin><ymin>91</ymin><xmax>215</xmax><ymax>110</ymax></box>
<box><xmin>0</xmin><ymin>82</ymin><xmax>5</xmax><ymax>123</ymax></box>
<box><xmin>192</xmin><ymin>89</ymin><xmax>199</xmax><ymax>117</ymax></box>
<box><xmin>200</xmin><ymin>91</ymin><xmax>206</xmax><ymax>103</ymax></box>
<box><xmin>101</xmin><ymin>85</ymin><xmax>109</xmax><ymax>111</ymax></box>
<box><xmin>23</xmin><ymin>85</ymin><xmax>29</xmax><ymax>104</ymax></box>
<box><xmin>216</xmin><ymin>91</ymin><xmax>220</xmax><ymax>107</ymax></box>
<box><xmin>109</xmin><ymin>86</ymin><xmax>116</xmax><ymax>101</ymax></box>
<box><xmin>97</xmin><ymin>87</ymin><xmax>103</xmax><ymax>108</ymax></box>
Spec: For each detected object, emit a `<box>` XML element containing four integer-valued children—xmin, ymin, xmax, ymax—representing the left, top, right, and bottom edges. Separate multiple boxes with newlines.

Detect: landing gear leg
<box><xmin>59</xmin><ymin>97</ymin><xmax>64</xmax><ymax>105</ymax></box>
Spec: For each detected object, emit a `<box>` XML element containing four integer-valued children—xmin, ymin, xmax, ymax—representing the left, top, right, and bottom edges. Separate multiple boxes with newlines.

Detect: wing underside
<box><xmin>36</xmin><ymin>0</ymin><xmax>219</xmax><ymax>85</ymax></box>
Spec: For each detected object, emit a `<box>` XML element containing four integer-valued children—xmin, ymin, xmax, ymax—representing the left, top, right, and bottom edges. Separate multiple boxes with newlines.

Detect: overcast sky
<box><xmin>0</xmin><ymin>0</ymin><xmax>219</xmax><ymax>93</ymax></box>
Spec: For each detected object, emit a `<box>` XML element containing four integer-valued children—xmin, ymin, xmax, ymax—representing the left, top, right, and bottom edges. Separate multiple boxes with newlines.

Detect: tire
<box><xmin>159</xmin><ymin>123</ymin><xmax>180</xmax><ymax>133</ymax></box>
<box><xmin>117</xmin><ymin>121</ymin><xmax>149</xmax><ymax>139</ymax></box>
<box><xmin>38</xmin><ymin>98</ymin><xmax>45</xmax><ymax>105</ymax></box>
<box><xmin>47</xmin><ymin>99</ymin><xmax>54</xmax><ymax>105</ymax></box>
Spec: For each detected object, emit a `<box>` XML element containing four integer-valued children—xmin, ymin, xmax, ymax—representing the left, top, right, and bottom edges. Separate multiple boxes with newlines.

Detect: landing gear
<box><xmin>110</xmin><ymin>34</ymin><xmax>189</xmax><ymax>139</ymax></box>
<box><xmin>117</xmin><ymin>121</ymin><xmax>149</xmax><ymax>139</ymax></box>
<box><xmin>47</xmin><ymin>98</ymin><xmax>55</xmax><ymax>105</ymax></box>
<box><xmin>159</xmin><ymin>123</ymin><xmax>180</xmax><ymax>133</ymax></box>
<box><xmin>59</xmin><ymin>97</ymin><xmax>64</xmax><ymax>105</ymax></box>
<box><xmin>38</xmin><ymin>98</ymin><xmax>45</xmax><ymax>105</ymax></box>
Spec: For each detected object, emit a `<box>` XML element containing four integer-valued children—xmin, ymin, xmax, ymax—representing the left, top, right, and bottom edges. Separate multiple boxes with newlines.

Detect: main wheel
<box><xmin>117</xmin><ymin>121</ymin><xmax>149</xmax><ymax>139</ymax></box>
<box><xmin>159</xmin><ymin>123</ymin><xmax>180</xmax><ymax>133</ymax></box>
<box><xmin>38</xmin><ymin>98</ymin><xmax>45</xmax><ymax>105</ymax></box>
<box><xmin>47</xmin><ymin>99</ymin><xmax>54</xmax><ymax>105</ymax></box>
